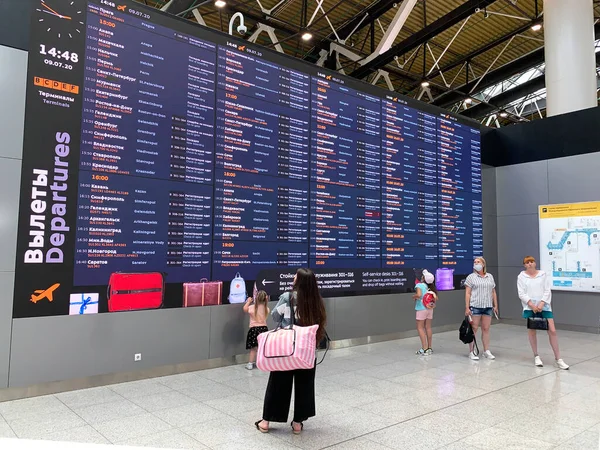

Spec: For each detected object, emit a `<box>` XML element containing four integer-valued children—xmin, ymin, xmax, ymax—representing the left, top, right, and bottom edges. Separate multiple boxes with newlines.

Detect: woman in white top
<box><xmin>464</xmin><ymin>257</ymin><xmax>498</xmax><ymax>360</ymax></box>
<box><xmin>517</xmin><ymin>255</ymin><xmax>569</xmax><ymax>369</ymax></box>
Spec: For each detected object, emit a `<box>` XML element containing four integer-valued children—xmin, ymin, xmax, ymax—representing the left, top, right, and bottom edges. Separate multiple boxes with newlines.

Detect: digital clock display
<box><xmin>40</xmin><ymin>44</ymin><xmax>79</xmax><ymax>62</ymax></box>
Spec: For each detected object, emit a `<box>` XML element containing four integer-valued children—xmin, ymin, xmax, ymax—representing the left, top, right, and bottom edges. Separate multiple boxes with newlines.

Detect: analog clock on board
<box><xmin>37</xmin><ymin>0</ymin><xmax>84</xmax><ymax>39</ymax></box>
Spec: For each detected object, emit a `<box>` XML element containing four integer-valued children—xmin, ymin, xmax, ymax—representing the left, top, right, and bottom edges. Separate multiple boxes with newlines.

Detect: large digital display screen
<box><xmin>14</xmin><ymin>0</ymin><xmax>482</xmax><ymax>318</ymax></box>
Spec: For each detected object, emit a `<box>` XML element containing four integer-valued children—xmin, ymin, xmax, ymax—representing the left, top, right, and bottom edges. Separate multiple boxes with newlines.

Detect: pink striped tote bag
<box><xmin>256</xmin><ymin>324</ymin><xmax>318</xmax><ymax>372</ymax></box>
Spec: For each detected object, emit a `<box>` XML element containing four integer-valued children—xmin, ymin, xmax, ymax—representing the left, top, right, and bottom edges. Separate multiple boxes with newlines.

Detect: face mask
<box><xmin>474</xmin><ymin>264</ymin><xmax>483</xmax><ymax>272</ymax></box>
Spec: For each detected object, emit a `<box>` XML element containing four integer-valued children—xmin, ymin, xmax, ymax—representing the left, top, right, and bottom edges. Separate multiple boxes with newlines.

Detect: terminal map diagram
<box><xmin>539</xmin><ymin>202</ymin><xmax>600</xmax><ymax>292</ymax></box>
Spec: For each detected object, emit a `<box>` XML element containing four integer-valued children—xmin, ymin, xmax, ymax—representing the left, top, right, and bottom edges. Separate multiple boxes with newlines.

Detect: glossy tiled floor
<box><xmin>1</xmin><ymin>324</ymin><xmax>599</xmax><ymax>449</ymax></box>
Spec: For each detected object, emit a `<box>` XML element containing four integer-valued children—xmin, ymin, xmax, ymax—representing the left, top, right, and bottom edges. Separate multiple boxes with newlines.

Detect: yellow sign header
<box><xmin>539</xmin><ymin>202</ymin><xmax>600</xmax><ymax>219</ymax></box>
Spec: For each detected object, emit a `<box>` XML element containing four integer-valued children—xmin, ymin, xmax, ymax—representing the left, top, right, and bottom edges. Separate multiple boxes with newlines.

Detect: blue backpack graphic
<box><xmin>228</xmin><ymin>272</ymin><xmax>247</xmax><ymax>304</ymax></box>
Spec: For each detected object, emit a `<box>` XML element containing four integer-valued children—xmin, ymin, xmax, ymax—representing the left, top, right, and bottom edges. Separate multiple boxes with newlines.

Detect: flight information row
<box><xmin>74</xmin><ymin>169</ymin><xmax>482</xmax><ymax>283</ymax></box>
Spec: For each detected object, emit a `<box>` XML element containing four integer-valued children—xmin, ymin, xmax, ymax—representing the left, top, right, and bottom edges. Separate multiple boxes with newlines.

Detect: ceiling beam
<box><xmin>462</xmin><ymin>75</ymin><xmax>545</xmax><ymax>118</ymax></box>
<box><xmin>366</xmin><ymin>0</ymin><xmax>418</xmax><ymax>61</ymax></box>
<box><xmin>304</xmin><ymin>0</ymin><xmax>402</xmax><ymax>62</ymax></box>
<box><xmin>462</xmin><ymin>51</ymin><xmax>600</xmax><ymax>119</ymax></box>
<box><xmin>350</xmin><ymin>0</ymin><xmax>499</xmax><ymax>79</ymax></box>
<box><xmin>415</xmin><ymin>17</ymin><xmax>542</xmax><ymax>88</ymax></box>
<box><xmin>161</xmin><ymin>0</ymin><xmax>197</xmax><ymax>15</ymax></box>
<box><xmin>434</xmin><ymin>21</ymin><xmax>600</xmax><ymax>108</ymax></box>
<box><xmin>433</xmin><ymin>48</ymin><xmax>544</xmax><ymax>108</ymax></box>
<box><xmin>519</xmin><ymin>97</ymin><xmax>547</xmax><ymax>119</ymax></box>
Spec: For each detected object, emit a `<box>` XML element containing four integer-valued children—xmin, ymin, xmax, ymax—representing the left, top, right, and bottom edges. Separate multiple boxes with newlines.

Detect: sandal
<box><xmin>291</xmin><ymin>421</ymin><xmax>303</xmax><ymax>434</ymax></box>
<box><xmin>255</xmin><ymin>420</ymin><xmax>269</xmax><ymax>433</ymax></box>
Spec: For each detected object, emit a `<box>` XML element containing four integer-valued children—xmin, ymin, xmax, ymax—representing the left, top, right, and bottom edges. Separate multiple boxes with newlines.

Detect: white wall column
<box><xmin>544</xmin><ymin>0</ymin><xmax>597</xmax><ymax>117</ymax></box>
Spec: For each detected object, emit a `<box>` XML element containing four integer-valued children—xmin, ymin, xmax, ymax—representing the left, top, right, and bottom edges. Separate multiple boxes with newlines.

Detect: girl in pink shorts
<box><xmin>413</xmin><ymin>270</ymin><xmax>438</xmax><ymax>355</ymax></box>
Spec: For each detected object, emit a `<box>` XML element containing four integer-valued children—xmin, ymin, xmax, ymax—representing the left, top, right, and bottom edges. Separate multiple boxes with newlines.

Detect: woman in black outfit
<box><xmin>255</xmin><ymin>268</ymin><xmax>327</xmax><ymax>434</ymax></box>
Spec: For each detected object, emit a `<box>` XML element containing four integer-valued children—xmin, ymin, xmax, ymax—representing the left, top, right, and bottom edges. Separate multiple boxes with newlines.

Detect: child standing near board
<box><xmin>413</xmin><ymin>270</ymin><xmax>437</xmax><ymax>355</ymax></box>
<box><xmin>243</xmin><ymin>290</ymin><xmax>270</xmax><ymax>370</ymax></box>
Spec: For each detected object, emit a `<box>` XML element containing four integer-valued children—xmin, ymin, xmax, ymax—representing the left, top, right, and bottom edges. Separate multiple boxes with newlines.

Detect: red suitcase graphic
<box><xmin>107</xmin><ymin>272</ymin><xmax>164</xmax><ymax>312</ymax></box>
<box><xmin>183</xmin><ymin>279</ymin><xmax>222</xmax><ymax>307</ymax></box>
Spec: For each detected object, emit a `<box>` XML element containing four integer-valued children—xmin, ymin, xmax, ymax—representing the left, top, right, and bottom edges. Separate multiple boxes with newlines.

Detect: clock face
<box><xmin>36</xmin><ymin>0</ymin><xmax>84</xmax><ymax>39</ymax></box>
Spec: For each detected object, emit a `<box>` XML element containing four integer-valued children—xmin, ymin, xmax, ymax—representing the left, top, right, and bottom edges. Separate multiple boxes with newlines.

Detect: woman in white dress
<box><xmin>517</xmin><ymin>256</ymin><xmax>569</xmax><ymax>369</ymax></box>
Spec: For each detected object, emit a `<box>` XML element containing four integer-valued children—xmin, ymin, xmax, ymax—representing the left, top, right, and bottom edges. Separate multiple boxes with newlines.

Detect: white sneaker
<box><xmin>534</xmin><ymin>356</ymin><xmax>543</xmax><ymax>367</ymax></box>
<box><xmin>556</xmin><ymin>359</ymin><xmax>569</xmax><ymax>370</ymax></box>
<box><xmin>483</xmin><ymin>350</ymin><xmax>496</xmax><ymax>360</ymax></box>
<box><xmin>245</xmin><ymin>363</ymin><xmax>254</xmax><ymax>370</ymax></box>
<box><xmin>469</xmin><ymin>352</ymin><xmax>479</xmax><ymax>360</ymax></box>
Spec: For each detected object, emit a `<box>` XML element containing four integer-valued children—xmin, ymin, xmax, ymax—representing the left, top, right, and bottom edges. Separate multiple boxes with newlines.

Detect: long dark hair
<box><xmin>292</xmin><ymin>268</ymin><xmax>327</xmax><ymax>342</ymax></box>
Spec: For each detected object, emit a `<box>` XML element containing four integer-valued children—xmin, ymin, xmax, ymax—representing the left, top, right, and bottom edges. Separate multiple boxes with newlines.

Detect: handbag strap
<box><xmin>472</xmin><ymin>336</ymin><xmax>479</xmax><ymax>356</ymax></box>
<box><xmin>468</xmin><ymin>319</ymin><xmax>480</xmax><ymax>356</ymax></box>
<box><xmin>289</xmin><ymin>291</ymin><xmax>296</xmax><ymax>327</ymax></box>
<box><xmin>316</xmin><ymin>330</ymin><xmax>331</xmax><ymax>365</ymax></box>
<box><xmin>274</xmin><ymin>291</ymin><xmax>296</xmax><ymax>331</ymax></box>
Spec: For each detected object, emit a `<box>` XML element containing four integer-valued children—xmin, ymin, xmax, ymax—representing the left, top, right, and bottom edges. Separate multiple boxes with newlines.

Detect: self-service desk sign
<box><xmin>255</xmin><ymin>268</ymin><xmax>409</xmax><ymax>298</ymax></box>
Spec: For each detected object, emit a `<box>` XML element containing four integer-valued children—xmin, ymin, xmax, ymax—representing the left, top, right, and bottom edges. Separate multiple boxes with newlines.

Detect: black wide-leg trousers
<box><xmin>262</xmin><ymin>364</ymin><xmax>316</xmax><ymax>423</ymax></box>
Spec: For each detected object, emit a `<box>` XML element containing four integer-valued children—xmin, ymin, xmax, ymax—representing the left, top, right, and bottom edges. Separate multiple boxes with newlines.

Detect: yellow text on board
<box><xmin>539</xmin><ymin>202</ymin><xmax>600</xmax><ymax>219</ymax></box>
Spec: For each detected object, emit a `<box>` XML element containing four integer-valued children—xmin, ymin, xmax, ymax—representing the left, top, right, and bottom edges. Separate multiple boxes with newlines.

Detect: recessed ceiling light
<box><xmin>301</xmin><ymin>32</ymin><xmax>313</xmax><ymax>41</ymax></box>
<box><xmin>215</xmin><ymin>0</ymin><xmax>226</xmax><ymax>8</ymax></box>
<box><xmin>421</xmin><ymin>81</ymin><xmax>430</xmax><ymax>88</ymax></box>
<box><xmin>531</xmin><ymin>23</ymin><xmax>542</xmax><ymax>32</ymax></box>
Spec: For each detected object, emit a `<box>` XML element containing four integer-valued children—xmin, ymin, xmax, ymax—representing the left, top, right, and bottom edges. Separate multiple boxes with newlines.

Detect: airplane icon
<box><xmin>30</xmin><ymin>283</ymin><xmax>60</xmax><ymax>304</ymax></box>
<box><xmin>117</xmin><ymin>5</ymin><xmax>126</xmax><ymax>11</ymax></box>
<box><xmin>238</xmin><ymin>45</ymin><xmax>246</xmax><ymax>51</ymax></box>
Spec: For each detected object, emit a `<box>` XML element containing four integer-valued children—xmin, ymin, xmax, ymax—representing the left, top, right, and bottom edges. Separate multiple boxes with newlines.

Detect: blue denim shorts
<box><xmin>470</xmin><ymin>307</ymin><xmax>493</xmax><ymax>316</ymax></box>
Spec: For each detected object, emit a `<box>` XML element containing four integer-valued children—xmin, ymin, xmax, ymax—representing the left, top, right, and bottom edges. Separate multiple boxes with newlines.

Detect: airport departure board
<box><xmin>14</xmin><ymin>0</ymin><xmax>482</xmax><ymax>317</ymax></box>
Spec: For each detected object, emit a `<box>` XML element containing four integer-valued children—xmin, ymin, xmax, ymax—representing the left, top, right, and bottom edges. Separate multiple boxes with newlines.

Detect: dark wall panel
<box><xmin>482</xmin><ymin>106</ymin><xmax>600</xmax><ymax>167</ymax></box>
<box><xmin>0</xmin><ymin>0</ymin><xmax>33</xmax><ymax>50</ymax></box>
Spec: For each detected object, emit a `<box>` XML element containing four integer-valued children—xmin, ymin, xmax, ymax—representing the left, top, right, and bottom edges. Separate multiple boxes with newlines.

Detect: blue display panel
<box><xmin>381</xmin><ymin>98</ymin><xmax>438</xmax><ymax>271</ymax></box>
<box><xmin>215</xmin><ymin>46</ymin><xmax>310</xmax><ymax>181</ymax></box>
<box><xmin>74</xmin><ymin>171</ymin><xmax>213</xmax><ymax>285</ymax></box>
<box><xmin>212</xmin><ymin>170</ymin><xmax>309</xmax><ymax>243</ymax></box>
<box><xmin>74</xmin><ymin>4</ymin><xmax>217</xmax><ymax>286</ymax></box>
<box><xmin>438</xmin><ymin>116</ymin><xmax>481</xmax><ymax>192</ymax></box>
<box><xmin>14</xmin><ymin>0</ymin><xmax>484</xmax><ymax>318</ymax></box>
<box><xmin>311</xmin><ymin>77</ymin><xmax>381</xmax><ymax>189</ymax></box>
<box><xmin>80</xmin><ymin>8</ymin><xmax>217</xmax><ymax>184</ymax></box>
<box><xmin>212</xmin><ymin>46</ymin><xmax>311</xmax><ymax>280</ymax></box>
<box><xmin>212</xmin><ymin>241</ymin><xmax>309</xmax><ymax>280</ymax></box>
<box><xmin>310</xmin><ymin>182</ymin><xmax>381</xmax><ymax>269</ymax></box>
<box><xmin>310</xmin><ymin>76</ymin><xmax>382</xmax><ymax>268</ymax></box>
<box><xmin>437</xmin><ymin>116</ymin><xmax>483</xmax><ymax>273</ymax></box>
<box><xmin>72</xmin><ymin>3</ymin><xmax>483</xmax><ymax>287</ymax></box>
